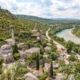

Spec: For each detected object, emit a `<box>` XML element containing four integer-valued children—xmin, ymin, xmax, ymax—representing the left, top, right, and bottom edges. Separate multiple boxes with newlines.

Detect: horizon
<box><xmin>0</xmin><ymin>0</ymin><xmax>80</xmax><ymax>19</ymax></box>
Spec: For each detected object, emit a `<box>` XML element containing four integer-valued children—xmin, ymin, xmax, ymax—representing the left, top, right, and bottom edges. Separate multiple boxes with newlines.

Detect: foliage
<box><xmin>36</xmin><ymin>54</ymin><xmax>39</xmax><ymax>70</ymax></box>
<box><xmin>61</xmin><ymin>62</ymin><xmax>80</xmax><ymax>80</ymax></box>
<box><xmin>13</xmin><ymin>53</ymin><xmax>20</xmax><ymax>61</ymax></box>
<box><xmin>65</xmin><ymin>40</ymin><xmax>74</xmax><ymax>53</ymax></box>
<box><xmin>72</xmin><ymin>26</ymin><xmax>80</xmax><ymax>37</ymax></box>
<box><xmin>50</xmin><ymin>52</ymin><xmax>60</xmax><ymax>60</ymax></box>
<box><xmin>68</xmin><ymin>54</ymin><xmax>76</xmax><ymax>61</ymax></box>
<box><xmin>38</xmin><ymin>73</ymin><xmax>48</xmax><ymax>80</ymax></box>
<box><xmin>0</xmin><ymin>57</ymin><xmax>3</xmax><ymax>65</ymax></box>
<box><xmin>49</xmin><ymin>61</ymin><xmax>53</xmax><ymax>78</ymax></box>
<box><xmin>0</xmin><ymin>9</ymin><xmax>48</xmax><ymax>44</ymax></box>
<box><xmin>41</xmin><ymin>39</ymin><xmax>47</xmax><ymax>47</ymax></box>
<box><xmin>13</xmin><ymin>44</ymin><xmax>19</xmax><ymax>54</ymax></box>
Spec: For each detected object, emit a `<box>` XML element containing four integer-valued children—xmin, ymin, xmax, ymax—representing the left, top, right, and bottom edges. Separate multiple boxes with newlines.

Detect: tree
<box><xmin>42</xmin><ymin>39</ymin><xmax>47</xmax><ymax>48</ymax></box>
<box><xmin>49</xmin><ymin>61</ymin><xmax>53</xmax><ymax>78</ymax></box>
<box><xmin>65</xmin><ymin>40</ymin><xmax>74</xmax><ymax>53</ymax></box>
<box><xmin>13</xmin><ymin>44</ymin><xmax>19</xmax><ymax>54</ymax></box>
<box><xmin>50</xmin><ymin>52</ymin><xmax>60</xmax><ymax>60</ymax></box>
<box><xmin>26</xmin><ymin>40</ymin><xmax>32</xmax><ymax>49</ymax></box>
<box><xmin>36</xmin><ymin>54</ymin><xmax>39</xmax><ymax>70</ymax></box>
<box><xmin>38</xmin><ymin>73</ymin><xmax>48</xmax><ymax>80</ymax></box>
<box><xmin>78</xmin><ymin>49</ymin><xmax>80</xmax><ymax>54</ymax></box>
<box><xmin>68</xmin><ymin>54</ymin><xmax>76</xmax><ymax>61</ymax></box>
<box><xmin>13</xmin><ymin>53</ymin><xmax>20</xmax><ymax>61</ymax></box>
<box><xmin>0</xmin><ymin>57</ymin><xmax>3</xmax><ymax>65</ymax></box>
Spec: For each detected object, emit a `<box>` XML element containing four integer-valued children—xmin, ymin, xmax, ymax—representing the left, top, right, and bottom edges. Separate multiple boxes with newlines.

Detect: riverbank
<box><xmin>56</xmin><ymin>28</ymin><xmax>80</xmax><ymax>44</ymax></box>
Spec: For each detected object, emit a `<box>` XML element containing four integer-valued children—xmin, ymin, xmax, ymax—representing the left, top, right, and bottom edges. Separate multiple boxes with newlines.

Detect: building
<box><xmin>6</xmin><ymin>26</ymin><xmax>15</xmax><ymax>46</ymax></box>
<box><xmin>44</xmin><ymin>46</ymin><xmax>51</xmax><ymax>52</ymax></box>
<box><xmin>6</xmin><ymin>38</ymin><xmax>13</xmax><ymax>46</ymax></box>
<box><xmin>33</xmin><ymin>71</ymin><xmax>42</xmax><ymax>77</ymax></box>
<box><xmin>19</xmin><ymin>47</ymin><xmax>40</xmax><ymax>59</ymax></box>
<box><xmin>0</xmin><ymin>44</ymin><xmax>14</xmax><ymax>63</ymax></box>
<box><xmin>44</xmin><ymin>61</ymin><xmax>59</xmax><ymax>72</ymax></box>
<box><xmin>39</xmin><ymin>30</ymin><xmax>42</xmax><ymax>42</ymax></box>
<box><xmin>25</xmin><ymin>73</ymin><xmax>39</xmax><ymax>80</ymax></box>
<box><xmin>32</xmin><ymin>23</ymin><xmax>39</xmax><ymax>34</ymax></box>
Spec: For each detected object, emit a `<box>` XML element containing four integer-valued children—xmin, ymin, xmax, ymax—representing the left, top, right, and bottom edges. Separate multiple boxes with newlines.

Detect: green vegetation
<box><xmin>16</xmin><ymin>15</ymin><xmax>80</xmax><ymax>26</ymax></box>
<box><xmin>65</xmin><ymin>40</ymin><xmax>74</xmax><ymax>53</ymax></box>
<box><xmin>0</xmin><ymin>57</ymin><xmax>3</xmax><ymax>65</ymax></box>
<box><xmin>72</xmin><ymin>26</ymin><xmax>80</xmax><ymax>37</ymax></box>
<box><xmin>49</xmin><ymin>61</ymin><xmax>53</xmax><ymax>78</ymax></box>
<box><xmin>61</xmin><ymin>62</ymin><xmax>80</xmax><ymax>80</ymax></box>
<box><xmin>68</xmin><ymin>54</ymin><xmax>76</xmax><ymax>61</ymax></box>
<box><xmin>50</xmin><ymin>52</ymin><xmax>60</xmax><ymax>60</ymax></box>
<box><xmin>36</xmin><ymin>54</ymin><xmax>39</xmax><ymax>70</ymax></box>
<box><xmin>38</xmin><ymin>73</ymin><xmax>48</xmax><ymax>80</ymax></box>
<box><xmin>13</xmin><ymin>44</ymin><xmax>19</xmax><ymax>54</ymax></box>
<box><xmin>13</xmin><ymin>53</ymin><xmax>20</xmax><ymax>61</ymax></box>
<box><xmin>13</xmin><ymin>44</ymin><xmax>20</xmax><ymax>60</ymax></box>
<box><xmin>0</xmin><ymin>9</ymin><xmax>48</xmax><ymax>46</ymax></box>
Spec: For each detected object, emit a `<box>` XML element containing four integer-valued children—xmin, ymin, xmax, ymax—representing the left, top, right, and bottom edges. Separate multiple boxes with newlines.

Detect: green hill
<box><xmin>72</xmin><ymin>26</ymin><xmax>80</xmax><ymax>37</ymax></box>
<box><xmin>16</xmin><ymin>15</ymin><xmax>80</xmax><ymax>26</ymax></box>
<box><xmin>0</xmin><ymin>9</ymin><xmax>48</xmax><ymax>43</ymax></box>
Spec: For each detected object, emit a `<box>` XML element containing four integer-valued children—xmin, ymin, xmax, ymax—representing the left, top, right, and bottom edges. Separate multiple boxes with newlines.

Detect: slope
<box><xmin>0</xmin><ymin>9</ymin><xmax>48</xmax><ymax>43</ymax></box>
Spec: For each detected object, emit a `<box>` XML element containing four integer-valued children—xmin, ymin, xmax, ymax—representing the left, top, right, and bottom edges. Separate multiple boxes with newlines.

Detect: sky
<box><xmin>0</xmin><ymin>0</ymin><xmax>80</xmax><ymax>19</ymax></box>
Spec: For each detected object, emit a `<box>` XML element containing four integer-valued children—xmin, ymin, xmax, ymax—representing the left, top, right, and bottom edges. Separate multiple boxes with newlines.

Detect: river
<box><xmin>56</xmin><ymin>28</ymin><xmax>80</xmax><ymax>44</ymax></box>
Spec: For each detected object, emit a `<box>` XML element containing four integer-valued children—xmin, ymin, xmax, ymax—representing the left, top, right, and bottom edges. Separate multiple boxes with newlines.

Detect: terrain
<box><xmin>0</xmin><ymin>9</ymin><xmax>48</xmax><ymax>43</ymax></box>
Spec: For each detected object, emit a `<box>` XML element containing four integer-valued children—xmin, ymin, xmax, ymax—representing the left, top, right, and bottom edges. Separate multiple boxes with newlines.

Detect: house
<box><xmin>55</xmin><ymin>73</ymin><xmax>63</xmax><ymax>80</ymax></box>
<box><xmin>44</xmin><ymin>46</ymin><xmax>51</xmax><ymax>52</ymax></box>
<box><xmin>44</xmin><ymin>61</ymin><xmax>59</xmax><ymax>72</ymax></box>
<box><xmin>25</xmin><ymin>73</ymin><xmax>39</xmax><ymax>80</ymax></box>
<box><xmin>0</xmin><ymin>44</ymin><xmax>14</xmax><ymax>63</ymax></box>
<box><xmin>43</xmin><ymin>54</ymin><xmax>49</xmax><ymax>59</ymax></box>
<box><xmin>47</xmin><ymin>43</ymin><xmax>52</xmax><ymax>46</ymax></box>
<box><xmin>26</xmin><ymin>76</ymin><xmax>38</xmax><ymax>80</ymax></box>
<box><xmin>6</xmin><ymin>38</ymin><xmax>13</xmax><ymax>46</ymax></box>
<box><xmin>19</xmin><ymin>47</ymin><xmax>40</xmax><ymax>59</ymax></box>
<box><xmin>32</xmin><ymin>27</ymin><xmax>38</xmax><ymax>34</ymax></box>
<box><xmin>33</xmin><ymin>71</ymin><xmax>42</xmax><ymax>77</ymax></box>
<box><xmin>57</xmin><ymin>48</ymin><xmax>64</xmax><ymax>54</ymax></box>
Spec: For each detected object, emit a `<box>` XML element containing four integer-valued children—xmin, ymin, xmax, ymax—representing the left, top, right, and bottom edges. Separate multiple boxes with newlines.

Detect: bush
<box><xmin>13</xmin><ymin>53</ymin><xmax>20</xmax><ymax>61</ymax></box>
<box><xmin>0</xmin><ymin>57</ymin><xmax>3</xmax><ymax>65</ymax></box>
<box><xmin>50</xmin><ymin>52</ymin><xmax>60</xmax><ymax>60</ymax></box>
<box><xmin>68</xmin><ymin>54</ymin><xmax>76</xmax><ymax>61</ymax></box>
<box><xmin>38</xmin><ymin>73</ymin><xmax>48</xmax><ymax>80</ymax></box>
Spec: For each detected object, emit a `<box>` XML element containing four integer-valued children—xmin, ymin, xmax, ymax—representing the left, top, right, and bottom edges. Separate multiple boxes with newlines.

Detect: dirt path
<box><xmin>46</xmin><ymin>28</ymin><xmax>65</xmax><ymax>49</ymax></box>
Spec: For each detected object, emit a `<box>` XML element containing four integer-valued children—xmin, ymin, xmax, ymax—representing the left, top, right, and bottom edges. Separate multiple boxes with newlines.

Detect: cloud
<box><xmin>0</xmin><ymin>0</ymin><xmax>80</xmax><ymax>19</ymax></box>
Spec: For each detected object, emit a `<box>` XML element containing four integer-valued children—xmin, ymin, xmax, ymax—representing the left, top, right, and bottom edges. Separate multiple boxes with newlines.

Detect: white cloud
<box><xmin>0</xmin><ymin>0</ymin><xmax>80</xmax><ymax>19</ymax></box>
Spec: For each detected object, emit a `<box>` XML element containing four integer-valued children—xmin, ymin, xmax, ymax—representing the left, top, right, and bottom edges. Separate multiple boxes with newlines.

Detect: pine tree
<box><xmin>13</xmin><ymin>44</ymin><xmax>19</xmax><ymax>54</ymax></box>
<box><xmin>49</xmin><ymin>61</ymin><xmax>53</xmax><ymax>78</ymax></box>
<box><xmin>36</xmin><ymin>54</ymin><xmax>39</xmax><ymax>70</ymax></box>
<box><xmin>13</xmin><ymin>44</ymin><xmax>20</xmax><ymax>61</ymax></box>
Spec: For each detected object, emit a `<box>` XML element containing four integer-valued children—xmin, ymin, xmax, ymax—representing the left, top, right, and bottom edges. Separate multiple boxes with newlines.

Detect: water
<box><xmin>56</xmin><ymin>28</ymin><xmax>80</xmax><ymax>44</ymax></box>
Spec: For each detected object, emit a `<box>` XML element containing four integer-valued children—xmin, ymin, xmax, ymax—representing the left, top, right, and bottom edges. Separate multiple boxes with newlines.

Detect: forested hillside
<box><xmin>0</xmin><ymin>9</ymin><xmax>48</xmax><ymax>42</ymax></box>
<box><xmin>72</xmin><ymin>26</ymin><xmax>80</xmax><ymax>37</ymax></box>
<box><xmin>16</xmin><ymin>15</ymin><xmax>80</xmax><ymax>26</ymax></box>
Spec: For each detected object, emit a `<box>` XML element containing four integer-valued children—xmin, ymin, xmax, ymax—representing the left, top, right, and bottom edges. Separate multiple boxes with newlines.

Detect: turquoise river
<box><xmin>56</xmin><ymin>28</ymin><xmax>80</xmax><ymax>44</ymax></box>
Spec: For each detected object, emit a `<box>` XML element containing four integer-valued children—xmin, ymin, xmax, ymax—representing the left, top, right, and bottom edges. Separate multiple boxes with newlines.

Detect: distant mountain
<box><xmin>16</xmin><ymin>15</ymin><xmax>80</xmax><ymax>26</ymax></box>
<box><xmin>51</xmin><ymin>18</ymin><xmax>78</xmax><ymax>20</ymax></box>
<box><xmin>16</xmin><ymin>15</ymin><xmax>52</xmax><ymax>26</ymax></box>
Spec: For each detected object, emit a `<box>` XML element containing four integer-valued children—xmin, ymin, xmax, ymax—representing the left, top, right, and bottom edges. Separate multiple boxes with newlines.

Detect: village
<box><xmin>0</xmin><ymin>24</ymin><xmax>80</xmax><ymax>80</ymax></box>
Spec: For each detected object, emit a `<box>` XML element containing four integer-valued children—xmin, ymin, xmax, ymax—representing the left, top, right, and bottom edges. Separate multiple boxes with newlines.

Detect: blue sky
<box><xmin>0</xmin><ymin>0</ymin><xmax>80</xmax><ymax>19</ymax></box>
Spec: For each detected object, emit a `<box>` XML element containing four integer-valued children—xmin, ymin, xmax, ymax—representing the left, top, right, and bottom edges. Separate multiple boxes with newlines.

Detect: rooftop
<box><xmin>33</xmin><ymin>71</ymin><xmax>42</xmax><ymax>77</ymax></box>
<box><xmin>25</xmin><ymin>73</ymin><xmax>39</xmax><ymax>80</ymax></box>
<box><xmin>1</xmin><ymin>44</ymin><xmax>11</xmax><ymax>50</ymax></box>
<box><xmin>25</xmin><ymin>47</ymin><xmax>40</xmax><ymax>54</ymax></box>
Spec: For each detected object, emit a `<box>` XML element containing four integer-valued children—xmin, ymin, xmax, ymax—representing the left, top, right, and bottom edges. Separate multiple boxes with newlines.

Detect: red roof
<box><xmin>57</xmin><ymin>48</ymin><xmax>64</xmax><ymax>53</ymax></box>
